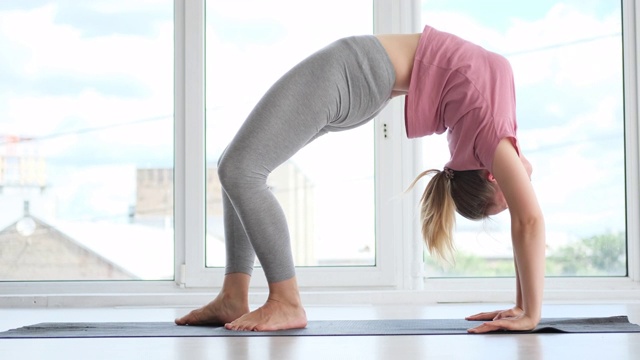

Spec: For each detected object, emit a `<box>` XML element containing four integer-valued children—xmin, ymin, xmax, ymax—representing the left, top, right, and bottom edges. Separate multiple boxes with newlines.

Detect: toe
<box><xmin>175</xmin><ymin>315</ymin><xmax>191</xmax><ymax>325</ymax></box>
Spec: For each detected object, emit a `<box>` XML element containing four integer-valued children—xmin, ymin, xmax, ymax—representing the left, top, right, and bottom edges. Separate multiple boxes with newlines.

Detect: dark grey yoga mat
<box><xmin>1</xmin><ymin>316</ymin><xmax>639</xmax><ymax>339</ymax></box>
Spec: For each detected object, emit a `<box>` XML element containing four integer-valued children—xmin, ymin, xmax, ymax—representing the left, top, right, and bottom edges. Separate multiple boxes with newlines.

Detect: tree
<box><xmin>425</xmin><ymin>231</ymin><xmax>627</xmax><ymax>277</ymax></box>
<box><xmin>546</xmin><ymin>231</ymin><xmax>626</xmax><ymax>276</ymax></box>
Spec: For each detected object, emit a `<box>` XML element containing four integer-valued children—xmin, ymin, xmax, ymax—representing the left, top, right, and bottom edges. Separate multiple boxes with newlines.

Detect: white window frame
<box><xmin>181</xmin><ymin>0</ymin><xmax>422</xmax><ymax>290</ymax></box>
<box><xmin>0</xmin><ymin>0</ymin><xmax>638</xmax><ymax>306</ymax></box>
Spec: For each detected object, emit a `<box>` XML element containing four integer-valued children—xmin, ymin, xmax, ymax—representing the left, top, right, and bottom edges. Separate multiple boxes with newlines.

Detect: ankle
<box><xmin>218</xmin><ymin>273</ymin><xmax>251</xmax><ymax>303</ymax></box>
<box><xmin>216</xmin><ymin>290</ymin><xmax>248</xmax><ymax>305</ymax></box>
<box><xmin>267</xmin><ymin>277</ymin><xmax>303</xmax><ymax>307</ymax></box>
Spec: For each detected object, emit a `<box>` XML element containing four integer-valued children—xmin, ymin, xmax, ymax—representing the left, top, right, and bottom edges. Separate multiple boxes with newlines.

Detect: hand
<box><xmin>465</xmin><ymin>307</ymin><xmax>539</xmax><ymax>334</ymax></box>
<box><xmin>465</xmin><ymin>307</ymin><xmax>523</xmax><ymax>322</ymax></box>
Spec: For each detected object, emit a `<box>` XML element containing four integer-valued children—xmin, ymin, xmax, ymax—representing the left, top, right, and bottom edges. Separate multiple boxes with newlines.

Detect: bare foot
<box><xmin>224</xmin><ymin>298</ymin><xmax>307</xmax><ymax>331</ymax></box>
<box><xmin>175</xmin><ymin>295</ymin><xmax>250</xmax><ymax>326</ymax></box>
<box><xmin>224</xmin><ymin>277</ymin><xmax>307</xmax><ymax>331</ymax></box>
<box><xmin>175</xmin><ymin>296</ymin><xmax>249</xmax><ymax>326</ymax></box>
<box><xmin>175</xmin><ymin>273</ymin><xmax>252</xmax><ymax>326</ymax></box>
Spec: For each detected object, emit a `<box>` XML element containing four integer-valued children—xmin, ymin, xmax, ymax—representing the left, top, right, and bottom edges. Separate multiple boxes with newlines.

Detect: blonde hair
<box><xmin>407</xmin><ymin>168</ymin><xmax>493</xmax><ymax>264</ymax></box>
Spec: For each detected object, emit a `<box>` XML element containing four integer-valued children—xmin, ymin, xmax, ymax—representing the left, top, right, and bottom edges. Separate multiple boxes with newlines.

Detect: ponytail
<box><xmin>407</xmin><ymin>168</ymin><xmax>494</xmax><ymax>264</ymax></box>
<box><xmin>407</xmin><ymin>169</ymin><xmax>457</xmax><ymax>263</ymax></box>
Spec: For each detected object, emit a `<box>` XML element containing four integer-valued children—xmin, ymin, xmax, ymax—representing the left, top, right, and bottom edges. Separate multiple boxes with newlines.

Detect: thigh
<box><xmin>221</xmin><ymin>46</ymin><xmax>344</xmax><ymax>173</ymax></box>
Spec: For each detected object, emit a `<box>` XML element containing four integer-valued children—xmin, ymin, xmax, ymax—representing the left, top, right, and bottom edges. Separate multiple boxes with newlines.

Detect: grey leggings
<box><xmin>217</xmin><ymin>35</ymin><xmax>395</xmax><ymax>283</ymax></box>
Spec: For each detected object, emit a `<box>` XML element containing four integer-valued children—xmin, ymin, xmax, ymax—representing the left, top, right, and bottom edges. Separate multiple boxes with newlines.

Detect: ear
<box><xmin>486</xmin><ymin>172</ymin><xmax>497</xmax><ymax>183</ymax></box>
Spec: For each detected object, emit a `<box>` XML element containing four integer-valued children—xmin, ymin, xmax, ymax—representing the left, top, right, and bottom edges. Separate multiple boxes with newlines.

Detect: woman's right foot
<box><xmin>224</xmin><ymin>297</ymin><xmax>307</xmax><ymax>331</ymax></box>
<box><xmin>224</xmin><ymin>276</ymin><xmax>307</xmax><ymax>331</ymax></box>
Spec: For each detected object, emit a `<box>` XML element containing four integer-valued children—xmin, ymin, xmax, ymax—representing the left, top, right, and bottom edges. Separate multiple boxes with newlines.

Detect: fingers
<box><xmin>468</xmin><ymin>320</ymin><xmax>516</xmax><ymax>334</ymax></box>
<box><xmin>467</xmin><ymin>318</ymin><xmax>535</xmax><ymax>334</ymax></box>
<box><xmin>492</xmin><ymin>309</ymin><xmax>514</xmax><ymax>320</ymax></box>
<box><xmin>494</xmin><ymin>307</ymin><xmax>525</xmax><ymax>320</ymax></box>
<box><xmin>466</xmin><ymin>307</ymin><xmax>524</xmax><ymax>321</ymax></box>
<box><xmin>465</xmin><ymin>311</ymin><xmax>499</xmax><ymax>321</ymax></box>
<box><xmin>467</xmin><ymin>321</ymin><xmax>503</xmax><ymax>334</ymax></box>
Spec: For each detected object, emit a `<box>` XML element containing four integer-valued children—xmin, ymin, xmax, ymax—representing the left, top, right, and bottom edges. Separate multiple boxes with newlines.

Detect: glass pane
<box><xmin>419</xmin><ymin>0</ymin><xmax>626</xmax><ymax>277</ymax></box>
<box><xmin>205</xmin><ymin>1</ymin><xmax>374</xmax><ymax>267</ymax></box>
<box><xmin>0</xmin><ymin>2</ymin><xmax>174</xmax><ymax>281</ymax></box>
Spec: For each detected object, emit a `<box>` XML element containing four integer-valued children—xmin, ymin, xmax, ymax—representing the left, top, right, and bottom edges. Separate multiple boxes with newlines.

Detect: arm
<box><xmin>509</xmin><ymin>152</ymin><xmax>532</xmax><ymax>312</ymax></box>
<box><xmin>465</xmin><ymin>259</ymin><xmax>524</xmax><ymax>324</ymax></box>
<box><xmin>514</xmin><ymin>255</ymin><xmax>524</xmax><ymax>310</ymax></box>
<box><xmin>468</xmin><ymin>138</ymin><xmax>546</xmax><ymax>333</ymax></box>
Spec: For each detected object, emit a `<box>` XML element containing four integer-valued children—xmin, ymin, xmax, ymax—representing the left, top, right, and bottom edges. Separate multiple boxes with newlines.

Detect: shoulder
<box><xmin>492</xmin><ymin>139</ymin><xmax>542</xmax><ymax>221</ymax></box>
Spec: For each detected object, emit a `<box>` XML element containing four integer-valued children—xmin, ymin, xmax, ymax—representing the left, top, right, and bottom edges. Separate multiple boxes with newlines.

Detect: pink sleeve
<box><xmin>475</xmin><ymin>116</ymin><xmax>519</xmax><ymax>172</ymax></box>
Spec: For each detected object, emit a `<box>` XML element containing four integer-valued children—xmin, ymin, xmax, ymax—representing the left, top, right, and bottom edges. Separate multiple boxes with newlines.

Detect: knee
<box><xmin>217</xmin><ymin>153</ymin><xmax>266</xmax><ymax>193</ymax></box>
<box><xmin>217</xmin><ymin>155</ymin><xmax>239</xmax><ymax>190</ymax></box>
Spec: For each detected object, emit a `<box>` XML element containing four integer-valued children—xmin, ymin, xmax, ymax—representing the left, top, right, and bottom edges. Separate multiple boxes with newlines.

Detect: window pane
<box><xmin>0</xmin><ymin>2</ymin><xmax>174</xmax><ymax>281</ymax></box>
<box><xmin>205</xmin><ymin>1</ymin><xmax>374</xmax><ymax>267</ymax></box>
<box><xmin>419</xmin><ymin>0</ymin><xmax>626</xmax><ymax>277</ymax></box>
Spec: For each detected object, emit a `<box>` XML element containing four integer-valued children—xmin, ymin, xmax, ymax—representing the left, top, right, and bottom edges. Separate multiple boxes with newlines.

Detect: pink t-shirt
<box><xmin>405</xmin><ymin>25</ymin><xmax>519</xmax><ymax>172</ymax></box>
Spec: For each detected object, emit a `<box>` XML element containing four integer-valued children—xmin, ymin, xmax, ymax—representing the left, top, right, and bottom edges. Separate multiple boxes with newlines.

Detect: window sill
<box><xmin>1</xmin><ymin>277</ymin><xmax>639</xmax><ymax>308</ymax></box>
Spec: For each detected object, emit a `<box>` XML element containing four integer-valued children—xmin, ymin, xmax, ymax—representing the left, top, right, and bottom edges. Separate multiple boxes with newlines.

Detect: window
<box><xmin>181</xmin><ymin>0</ymin><xmax>406</xmax><ymax>289</ymax></box>
<box><xmin>0</xmin><ymin>1</ymin><xmax>175</xmax><ymax>281</ymax></box>
<box><xmin>418</xmin><ymin>0</ymin><xmax>628</xmax><ymax>278</ymax></box>
<box><xmin>0</xmin><ymin>0</ymin><xmax>638</xmax><ymax>304</ymax></box>
<box><xmin>204</xmin><ymin>1</ymin><xmax>377</xmax><ymax>271</ymax></box>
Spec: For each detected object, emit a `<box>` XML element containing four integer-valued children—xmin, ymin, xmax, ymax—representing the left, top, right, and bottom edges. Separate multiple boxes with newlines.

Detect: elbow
<box><xmin>511</xmin><ymin>211</ymin><xmax>545</xmax><ymax>234</ymax></box>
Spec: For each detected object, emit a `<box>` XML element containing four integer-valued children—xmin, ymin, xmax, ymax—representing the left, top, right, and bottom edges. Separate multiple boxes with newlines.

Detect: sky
<box><xmin>0</xmin><ymin>0</ymin><xmax>629</xmax><ymax>275</ymax></box>
<box><xmin>0</xmin><ymin>1</ymin><xmax>174</xmax><ymax>223</ymax></box>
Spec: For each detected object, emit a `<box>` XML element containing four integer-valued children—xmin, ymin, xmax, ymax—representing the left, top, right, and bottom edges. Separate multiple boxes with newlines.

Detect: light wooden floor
<box><xmin>1</xmin><ymin>302</ymin><xmax>639</xmax><ymax>360</ymax></box>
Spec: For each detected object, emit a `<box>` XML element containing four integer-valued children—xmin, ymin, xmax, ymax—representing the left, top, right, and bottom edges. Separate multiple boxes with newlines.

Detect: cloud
<box><xmin>505</xmin><ymin>10</ymin><xmax>621</xmax><ymax>88</ymax></box>
<box><xmin>0</xmin><ymin>4</ymin><xmax>172</xmax><ymax>100</ymax></box>
<box><xmin>52</xmin><ymin>2</ymin><xmax>171</xmax><ymax>38</ymax></box>
<box><xmin>0</xmin><ymin>2</ymin><xmax>174</xmax><ymax>163</ymax></box>
<box><xmin>0</xmin><ymin>0</ymin><xmax>50</xmax><ymax>11</ymax></box>
<box><xmin>0</xmin><ymin>0</ymin><xmax>172</xmax><ymax>37</ymax></box>
<box><xmin>4</xmin><ymin>73</ymin><xmax>148</xmax><ymax>98</ymax></box>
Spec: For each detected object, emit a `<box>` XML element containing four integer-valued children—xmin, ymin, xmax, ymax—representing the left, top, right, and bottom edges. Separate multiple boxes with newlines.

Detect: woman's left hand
<box><xmin>465</xmin><ymin>306</ymin><xmax>523</xmax><ymax>322</ymax></box>
<box><xmin>465</xmin><ymin>308</ymin><xmax>538</xmax><ymax>333</ymax></box>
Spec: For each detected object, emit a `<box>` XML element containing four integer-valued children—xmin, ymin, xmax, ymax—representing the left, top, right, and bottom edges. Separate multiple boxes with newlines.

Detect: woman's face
<box><xmin>486</xmin><ymin>182</ymin><xmax>508</xmax><ymax>216</ymax></box>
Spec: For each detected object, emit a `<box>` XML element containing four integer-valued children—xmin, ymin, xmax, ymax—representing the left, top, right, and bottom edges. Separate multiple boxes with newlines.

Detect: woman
<box><xmin>175</xmin><ymin>25</ymin><xmax>545</xmax><ymax>334</ymax></box>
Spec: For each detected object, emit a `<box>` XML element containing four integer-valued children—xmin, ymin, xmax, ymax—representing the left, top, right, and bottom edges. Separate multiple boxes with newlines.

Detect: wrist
<box><xmin>523</xmin><ymin>306</ymin><xmax>541</xmax><ymax>323</ymax></box>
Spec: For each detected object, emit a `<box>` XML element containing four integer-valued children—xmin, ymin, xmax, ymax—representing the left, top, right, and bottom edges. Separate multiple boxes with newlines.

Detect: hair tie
<box><xmin>443</xmin><ymin>167</ymin><xmax>454</xmax><ymax>180</ymax></box>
